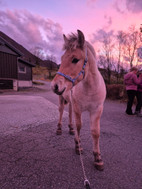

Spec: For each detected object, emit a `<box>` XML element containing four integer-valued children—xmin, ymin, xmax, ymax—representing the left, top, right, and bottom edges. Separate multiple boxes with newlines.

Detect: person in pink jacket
<box><xmin>124</xmin><ymin>67</ymin><xmax>141</xmax><ymax>115</ymax></box>
<box><xmin>135</xmin><ymin>71</ymin><xmax>142</xmax><ymax>117</ymax></box>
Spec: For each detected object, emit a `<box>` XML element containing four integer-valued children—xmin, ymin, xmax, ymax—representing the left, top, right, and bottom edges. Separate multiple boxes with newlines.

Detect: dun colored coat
<box><xmin>51</xmin><ymin>30</ymin><xmax>106</xmax><ymax>171</ymax></box>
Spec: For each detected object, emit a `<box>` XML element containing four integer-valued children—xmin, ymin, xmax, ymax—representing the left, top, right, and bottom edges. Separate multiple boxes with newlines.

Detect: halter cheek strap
<box><xmin>57</xmin><ymin>48</ymin><xmax>88</xmax><ymax>86</ymax></box>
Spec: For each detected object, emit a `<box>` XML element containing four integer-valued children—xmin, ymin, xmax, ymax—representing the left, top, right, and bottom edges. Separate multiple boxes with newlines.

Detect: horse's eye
<box><xmin>72</xmin><ymin>58</ymin><xmax>79</xmax><ymax>64</ymax></box>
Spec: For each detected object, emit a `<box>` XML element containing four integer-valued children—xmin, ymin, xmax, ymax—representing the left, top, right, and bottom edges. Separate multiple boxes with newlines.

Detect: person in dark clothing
<box><xmin>135</xmin><ymin>71</ymin><xmax>142</xmax><ymax>117</ymax></box>
<box><xmin>124</xmin><ymin>67</ymin><xmax>141</xmax><ymax>115</ymax></box>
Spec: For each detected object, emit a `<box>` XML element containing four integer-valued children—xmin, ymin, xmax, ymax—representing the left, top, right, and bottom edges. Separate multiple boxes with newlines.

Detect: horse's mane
<box><xmin>86</xmin><ymin>41</ymin><xmax>98</xmax><ymax>72</ymax></box>
<box><xmin>86</xmin><ymin>41</ymin><xmax>96</xmax><ymax>59</ymax></box>
<box><xmin>63</xmin><ymin>32</ymin><xmax>96</xmax><ymax>60</ymax></box>
<box><xmin>63</xmin><ymin>32</ymin><xmax>80</xmax><ymax>50</ymax></box>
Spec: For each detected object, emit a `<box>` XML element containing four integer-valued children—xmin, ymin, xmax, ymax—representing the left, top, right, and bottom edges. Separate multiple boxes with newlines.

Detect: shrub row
<box><xmin>106</xmin><ymin>84</ymin><xmax>127</xmax><ymax>101</ymax></box>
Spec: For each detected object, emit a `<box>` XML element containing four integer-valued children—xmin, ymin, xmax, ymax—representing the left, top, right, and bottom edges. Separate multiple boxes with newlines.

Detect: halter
<box><xmin>57</xmin><ymin>48</ymin><xmax>88</xmax><ymax>86</ymax></box>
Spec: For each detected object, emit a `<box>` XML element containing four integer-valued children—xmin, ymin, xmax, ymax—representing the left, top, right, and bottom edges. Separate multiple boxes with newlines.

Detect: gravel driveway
<box><xmin>0</xmin><ymin>82</ymin><xmax>142</xmax><ymax>189</ymax></box>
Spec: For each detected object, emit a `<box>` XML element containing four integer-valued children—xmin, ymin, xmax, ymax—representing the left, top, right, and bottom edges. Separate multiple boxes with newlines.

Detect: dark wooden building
<box><xmin>0</xmin><ymin>35</ymin><xmax>35</xmax><ymax>90</ymax></box>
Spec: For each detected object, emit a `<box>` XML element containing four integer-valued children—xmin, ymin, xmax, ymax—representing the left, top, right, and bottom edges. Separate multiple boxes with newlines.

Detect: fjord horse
<box><xmin>51</xmin><ymin>30</ymin><xmax>106</xmax><ymax>171</ymax></box>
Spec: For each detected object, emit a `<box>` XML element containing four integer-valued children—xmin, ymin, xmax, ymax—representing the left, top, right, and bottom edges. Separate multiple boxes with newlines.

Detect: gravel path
<box><xmin>0</xmin><ymin>82</ymin><xmax>142</xmax><ymax>189</ymax></box>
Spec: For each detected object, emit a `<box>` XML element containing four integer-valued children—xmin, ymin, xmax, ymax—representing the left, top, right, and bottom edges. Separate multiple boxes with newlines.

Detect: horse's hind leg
<box><xmin>56</xmin><ymin>96</ymin><xmax>64</xmax><ymax>135</ymax></box>
<box><xmin>90</xmin><ymin>107</ymin><xmax>104</xmax><ymax>171</ymax></box>
<box><xmin>74</xmin><ymin>110</ymin><xmax>83</xmax><ymax>154</ymax></box>
<box><xmin>68</xmin><ymin>102</ymin><xmax>75</xmax><ymax>135</ymax></box>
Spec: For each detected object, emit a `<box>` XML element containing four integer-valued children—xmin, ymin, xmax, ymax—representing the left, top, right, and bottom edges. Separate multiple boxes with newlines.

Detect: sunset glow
<box><xmin>0</xmin><ymin>0</ymin><xmax>142</xmax><ymax>63</ymax></box>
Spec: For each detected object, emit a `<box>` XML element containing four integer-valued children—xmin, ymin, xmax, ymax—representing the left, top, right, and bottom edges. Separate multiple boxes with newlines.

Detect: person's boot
<box><xmin>134</xmin><ymin>111</ymin><xmax>142</xmax><ymax>117</ymax></box>
<box><xmin>126</xmin><ymin>110</ymin><xmax>134</xmax><ymax>115</ymax></box>
<box><xmin>134</xmin><ymin>111</ymin><xmax>139</xmax><ymax>115</ymax></box>
<box><xmin>137</xmin><ymin>112</ymin><xmax>142</xmax><ymax>117</ymax></box>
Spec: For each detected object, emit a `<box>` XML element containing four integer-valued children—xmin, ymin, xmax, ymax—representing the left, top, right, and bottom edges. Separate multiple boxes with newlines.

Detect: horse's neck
<box><xmin>83</xmin><ymin>70</ymin><xmax>100</xmax><ymax>90</ymax></box>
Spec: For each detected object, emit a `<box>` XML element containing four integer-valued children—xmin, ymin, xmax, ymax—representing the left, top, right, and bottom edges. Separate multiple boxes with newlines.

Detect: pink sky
<box><xmin>0</xmin><ymin>0</ymin><xmax>142</xmax><ymax>63</ymax></box>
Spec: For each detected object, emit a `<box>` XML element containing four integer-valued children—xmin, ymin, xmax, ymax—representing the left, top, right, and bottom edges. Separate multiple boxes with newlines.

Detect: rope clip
<box><xmin>84</xmin><ymin>179</ymin><xmax>91</xmax><ymax>189</ymax></box>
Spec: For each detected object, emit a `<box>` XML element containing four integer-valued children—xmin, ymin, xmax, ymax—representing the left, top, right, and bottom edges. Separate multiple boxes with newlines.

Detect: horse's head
<box><xmin>51</xmin><ymin>30</ymin><xmax>88</xmax><ymax>101</ymax></box>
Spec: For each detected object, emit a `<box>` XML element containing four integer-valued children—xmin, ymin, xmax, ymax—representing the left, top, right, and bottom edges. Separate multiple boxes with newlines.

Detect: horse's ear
<box><xmin>77</xmin><ymin>30</ymin><xmax>85</xmax><ymax>49</ymax></box>
<box><xmin>63</xmin><ymin>34</ymin><xmax>68</xmax><ymax>46</ymax></box>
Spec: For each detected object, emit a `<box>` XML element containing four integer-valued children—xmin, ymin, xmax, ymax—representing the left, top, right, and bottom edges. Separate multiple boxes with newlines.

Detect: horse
<box><xmin>51</xmin><ymin>30</ymin><xmax>106</xmax><ymax>171</ymax></box>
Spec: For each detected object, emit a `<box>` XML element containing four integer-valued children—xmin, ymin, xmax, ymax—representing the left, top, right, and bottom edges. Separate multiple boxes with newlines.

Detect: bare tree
<box><xmin>99</xmin><ymin>33</ymin><xmax>115</xmax><ymax>84</ymax></box>
<box><xmin>30</xmin><ymin>47</ymin><xmax>44</xmax><ymax>66</ymax></box>
<box><xmin>123</xmin><ymin>25</ymin><xmax>141</xmax><ymax>68</ymax></box>
<box><xmin>115</xmin><ymin>31</ymin><xmax>126</xmax><ymax>83</ymax></box>
<box><xmin>46</xmin><ymin>54</ymin><xmax>56</xmax><ymax>63</ymax></box>
<box><xmin>45</xmin><ymin>54</ymin><xmax>57</xmax><ymax>79</ymax></box>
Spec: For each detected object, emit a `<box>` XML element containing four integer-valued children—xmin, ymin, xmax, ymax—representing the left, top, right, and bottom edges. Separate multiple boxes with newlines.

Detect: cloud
<box><xmin>114</xmin><ymin>0</ymin><xmax>142</xmax><ymax>14</ymax></box>
<box><xmin>113</xmin><ymin>0</ymin><xmax>126</xmax><ymax>14</ymax></box>
<box><xmin>125</xmin><ymin>0</ymin><xmax>142</xmax><ymax>13</ymax></box>
<box><xmin>90</xmin><ymin>29</ymin><xmax>114</xmax><ymax>44</ymax></box>
<box><xmin>0</xmin><ymin>9</ymin><xmax>64</xmax><ymax>63</ymax></box>
<box><xmin>104</xmin><ymin>15</ymin><xmax>112</xmax><ymax>29</ymax></box>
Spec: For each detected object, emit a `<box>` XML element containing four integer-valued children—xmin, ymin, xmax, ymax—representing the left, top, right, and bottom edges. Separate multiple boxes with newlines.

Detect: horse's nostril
<box><xmin>54</xmin><ymin>84</ymin><xmax>58</xmax><ymax>91</ymax></box>
<box><xmin>53</xmin><ymin>84</ymin><xmax>65</xmax><ymax>95</ymax></box>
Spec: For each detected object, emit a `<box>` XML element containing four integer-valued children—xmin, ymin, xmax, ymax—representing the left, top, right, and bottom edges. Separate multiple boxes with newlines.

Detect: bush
<box><xmin>106</xmin><ymin>84</ymin><xmax>127</xmax><ymax>100</ymax></box>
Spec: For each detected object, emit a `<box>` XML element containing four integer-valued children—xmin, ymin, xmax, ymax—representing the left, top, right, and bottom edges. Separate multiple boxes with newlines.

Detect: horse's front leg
<box><xmin>56</xmin><ymin>96</ymin><xmax>64</xmax><ymax>135</ymax></box>
<box><xmin>74</xmin><ymin>109</ymin><xmax>83</xmax><ymax>155</ymax></box>
<box><xmin>90</xmin><ymin>107</ymin><xmax>104</xmax><ymax>171</ymax></box>
<box><xmin>68</xmin><ymin>102</ymin><xmax>75</xmax><ymax>135</ymax></box>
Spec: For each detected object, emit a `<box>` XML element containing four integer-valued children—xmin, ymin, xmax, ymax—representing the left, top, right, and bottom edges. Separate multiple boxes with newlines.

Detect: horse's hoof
<box><xmin>69</xmin><ymin>129</ymin><xmax>75</xmax><ymax>135</ymax></box>
<box><xmin>94</xmin><ymin>161</ymin><xmax>104</xmax><ymax>171</ymax></box>
<box><xmin>74</xmin><ymin>138</ymin><xmax>83</xmax><ymax>154</ymax></box>
<box><xmin>93</xmin><ymin>152</ymin><xmax>104</xmax><ymax>171</ymax></box>
<box><xmin>68</xmin><ymin>125</ymin><xmax>75</xmax><ymax>135</ymax></box>
<box><xmin>56</xmin><ymin>128</ymin><xmax>62</xmax><ymax>135</ymax></box>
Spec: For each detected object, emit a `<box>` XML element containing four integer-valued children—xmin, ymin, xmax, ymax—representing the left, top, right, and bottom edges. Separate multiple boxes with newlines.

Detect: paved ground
<box><xmin>0</xmin><ymin>82</ymin><xmax>142</xmax><ymax>189</ymax></box>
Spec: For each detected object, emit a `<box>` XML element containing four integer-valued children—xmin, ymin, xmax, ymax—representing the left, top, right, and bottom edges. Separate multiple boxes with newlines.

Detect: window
<box><xmin>18</xmin><ymin>65</ymin><xmax>26</xmax><ymax>73</ymax></box>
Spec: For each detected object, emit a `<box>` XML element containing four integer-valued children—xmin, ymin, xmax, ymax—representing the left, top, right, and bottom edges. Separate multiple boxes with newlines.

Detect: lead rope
<box><xmin>71</xmin><ymin>88</ymin><xmax>91</xmax><ymax>189</ymax></box>
<box><xmin>69</xmin><ymin>50</ymin><xmax>91</xmax><ymax>188</ymax></box>
<box><xmin>77</xmin><ymin>140</ymin><xmax>91</xmax><ymax>189</ymax></box>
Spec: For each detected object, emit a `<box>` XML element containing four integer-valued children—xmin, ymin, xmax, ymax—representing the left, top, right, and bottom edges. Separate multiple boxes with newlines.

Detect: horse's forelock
<box><xmin>63</xmin><ymin>32</ymin><xmax>83</xmax><ymax>51</ymax></box>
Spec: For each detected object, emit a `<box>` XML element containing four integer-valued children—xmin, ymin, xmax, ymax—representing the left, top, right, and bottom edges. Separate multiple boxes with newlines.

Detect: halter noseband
<box><xmin>57</xmin><ymin>48</ymin><xmax>88</xmax><ymax>86</ymax></box>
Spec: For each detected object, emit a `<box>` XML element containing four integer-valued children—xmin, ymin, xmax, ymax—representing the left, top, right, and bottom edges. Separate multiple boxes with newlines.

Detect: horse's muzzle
<box><xmin>53</xmin><ymin>84</ymin><xmax>66</xmax><ymax>95</ymax></box>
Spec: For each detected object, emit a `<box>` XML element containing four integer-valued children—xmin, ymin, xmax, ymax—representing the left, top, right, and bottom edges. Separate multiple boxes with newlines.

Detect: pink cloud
<box><xmin>0</xmin><ymin>1</ymin><xmax>142</xmax><ymax>64</ymax></box>
<box><xmin>0</xmin><ymin>9</ymin><xmax>64</xmax><ymax>63</ymax></box>
<box><xmin>126</xmin><ymin>0</ymin><xmax>142</xmax><ymax>13</ymax></box>
<box><xmin>90</xmin><ymin>29</ymin><xmax>114</xmax><ymax>44</ymax></box>
<box><xmin>114</xmin><ymin>0</ymin><xmax>142</xmax><ymax>14</ymax></box>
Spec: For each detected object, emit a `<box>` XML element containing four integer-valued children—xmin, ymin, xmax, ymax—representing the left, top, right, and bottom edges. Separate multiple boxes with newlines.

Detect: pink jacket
<box><xmin>124</xmin><ymin>72</ymin><xmax>141</xmax><ymax>91</ymax></box>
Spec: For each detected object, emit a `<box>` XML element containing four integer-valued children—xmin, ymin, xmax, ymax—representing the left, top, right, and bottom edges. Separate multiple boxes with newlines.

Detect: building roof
<box><xmin>0</xmin><ymin>31</ymin><xmax>37</xmax><ymax>64</ymax></box>
<box><xmin>18</xmin><ymin>57</ymin><xmax>35</xmax><ymax>67</ymax></box>
<box><xmin>0</xmin><ymin>35</ymin><xmax>23</xmax><ymax>56</ymax></box>
<box><xmin>0</xmin><ymin>31</ymin><xmax>58</xmax><ymax>69</ymax></box>
<box><xmin>0</xmin><ymin>31</ymin><xmax>36</xmax><ymax>67</ymax></box>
